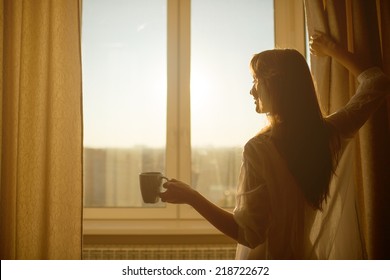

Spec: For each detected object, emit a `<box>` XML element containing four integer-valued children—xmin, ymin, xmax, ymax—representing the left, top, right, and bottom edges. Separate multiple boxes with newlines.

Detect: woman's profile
<box><xmin>159</xmin><ymin>32</ymin><xmax>390</xmax><ymax>259</ymax></box>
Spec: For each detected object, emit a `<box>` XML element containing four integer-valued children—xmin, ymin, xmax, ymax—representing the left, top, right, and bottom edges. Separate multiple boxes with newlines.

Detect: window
<box><xmin>190</xmin><ymin>0</ymin><xmax>273</xmax><ymax>210</ymax></box>
<box><xmin>82</xmin><ymin>0</ymin><xmax>305</xmax><ymax>223</ymax></box>
<box><xmin>82</xmin><ymin>0</ymin><xmax>167</xmax><ymax>210</ymax></box>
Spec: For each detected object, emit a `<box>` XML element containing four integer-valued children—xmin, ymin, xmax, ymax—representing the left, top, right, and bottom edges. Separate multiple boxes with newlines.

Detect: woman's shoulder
<box><xmin>246</xmin><ymin>130</ymin><xmax>271</xmax><ymax>146</ymax></box>
<box><xmin>244</xmin><ymin>130</ymin><xmax>274</xmax><ymax>157</ymax></box>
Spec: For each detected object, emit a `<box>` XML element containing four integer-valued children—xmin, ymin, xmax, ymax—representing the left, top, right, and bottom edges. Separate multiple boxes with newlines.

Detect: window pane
<box><xmin>191</xmin><ymin>0</ymin><xmax>273</xmax><ymax>207</ymax></box>
<box><xmin>82</xmin><ymin>0</ymin><xmax>167</xmax><ymax>207</ymax></box>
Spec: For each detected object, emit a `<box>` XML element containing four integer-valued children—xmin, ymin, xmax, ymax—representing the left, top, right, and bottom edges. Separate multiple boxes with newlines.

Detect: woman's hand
<box><xmin>309</xmin><ymin>30</ymin><xmax>372</xmax><ymax>77</ymax></box>
<box><xmin>160</xmin><ymin>179</ymin><xmax>239</xmax><ymax>241</ymax></box>
<box><xmin>159</xmin><ymin>179</ymin><xmax>198</xmax><ymax>205</ymax></box>
<box><xmin>309</xmin><ymin>30</ymin><xmax>338</xmax><ymax>57</ymax></box>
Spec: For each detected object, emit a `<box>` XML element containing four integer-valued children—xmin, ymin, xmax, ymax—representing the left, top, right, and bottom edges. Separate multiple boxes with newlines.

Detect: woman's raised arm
<box><xmin>310</xmin><ymin>31</ymin><xmax>390</xmax><ymax>138</ymax></box>
<box><xmin>309</xmin><ymin>30</ymin><xmax>372</xmax><ymax>77</ymax></box>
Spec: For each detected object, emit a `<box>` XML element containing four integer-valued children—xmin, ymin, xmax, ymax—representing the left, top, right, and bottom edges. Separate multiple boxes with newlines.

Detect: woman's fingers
<box><xmin>309</xmin><ymin>31</ymin><xmax>335</xmax><ymax>57</ymax></box>
<box><xmin>309</xmin><ymin>44</ymin><xmax>320</xmax><ymax>56</ymax></box>
<box><xmin>159</xmin><ymin>179</ymin><xmax>194</xmax><ymax>204</ymax></box>
<box><xmin>159</xmin><ymin>188</ymin><xmax>172</xmax><ymax>202</ymax></box>
<box><xmin>162</xmin><ymin>178</ymin><xmax>177</xmax><ymax>189</ymax></box>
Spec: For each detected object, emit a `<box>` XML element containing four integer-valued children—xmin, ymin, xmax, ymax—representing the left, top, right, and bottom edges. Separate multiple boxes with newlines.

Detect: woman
<box><xmin>159</xmin><ymin>32</ymin><xmax>390</xmax><ymax>259</ymax></box>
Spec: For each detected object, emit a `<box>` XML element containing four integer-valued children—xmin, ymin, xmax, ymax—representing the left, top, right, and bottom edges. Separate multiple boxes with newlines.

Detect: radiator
<box><xmin>83</xmin><ymin>244</ymin><xmax>236</xmax><ymax>260</ymax></box>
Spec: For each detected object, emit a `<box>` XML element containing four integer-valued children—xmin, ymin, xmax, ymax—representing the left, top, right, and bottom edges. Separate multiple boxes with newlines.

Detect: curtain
<box><xmin>305</xmin><ymin>0</ymin><xmax>390</xmax><ymax>259</ymax></box>
<box><xmin>0</xmin><ymin>0</ymin><xmax>83</xmax><ymax>259</ymax></box>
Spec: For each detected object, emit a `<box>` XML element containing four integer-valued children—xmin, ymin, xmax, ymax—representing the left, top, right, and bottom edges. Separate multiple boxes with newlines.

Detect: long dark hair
<box><xmin>251</xmin><ymin>49</ymin><xmax>338</xmax><ymax>210</ymax></box>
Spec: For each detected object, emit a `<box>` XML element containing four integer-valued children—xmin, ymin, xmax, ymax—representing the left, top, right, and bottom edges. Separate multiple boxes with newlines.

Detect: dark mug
<box><xmin>139</xmin><ymin>172</ymin><xmax>169</xmax><ymax>203</ymax></box>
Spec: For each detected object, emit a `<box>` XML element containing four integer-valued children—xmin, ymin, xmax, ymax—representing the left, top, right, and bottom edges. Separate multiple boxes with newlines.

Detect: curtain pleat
<box><xmin>378</xmin><ymin>0</ymin><xmax>390</xmax><ymax>129</ymax></box>
<box><xmin>305</xmin><ymin>0</ymin><xmax>390</xmax><ymax>259</ymax></box>
<box><xmin>0</xmin><ymin>0</ymin><xmax>83</xmax><ymax>260</ymax></box>
<box><xmin>348</xmin><ymin>0</ymin><xmax>390</xmax><ymax>260</ymax></box>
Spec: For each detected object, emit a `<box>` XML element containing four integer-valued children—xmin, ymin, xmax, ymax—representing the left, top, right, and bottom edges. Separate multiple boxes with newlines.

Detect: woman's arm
<box><xmin>159</xmin><ymin>179</ymin><xmax>239</xmax><ymax>242</ymax></box>
<box><xmin>310</xmin><ymin>31</ymin><xmax>390</xmax><ymax>138</ymax></box>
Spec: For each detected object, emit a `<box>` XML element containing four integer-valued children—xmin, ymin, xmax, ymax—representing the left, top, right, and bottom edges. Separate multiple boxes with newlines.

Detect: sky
<box><xmin>82</xmin><ymin>0</ymin><xmax>274</xmax><ymax>148</ymax></box>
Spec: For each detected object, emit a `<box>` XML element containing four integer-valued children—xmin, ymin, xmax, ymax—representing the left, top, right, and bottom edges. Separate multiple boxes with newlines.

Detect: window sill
<box><xmin>83</xmin><ymin>219</ymin><xmax>223</xmax><ymax>236</ymax></box>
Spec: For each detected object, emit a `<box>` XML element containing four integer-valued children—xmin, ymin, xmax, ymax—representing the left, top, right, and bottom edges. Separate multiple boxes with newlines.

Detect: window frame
<box><xmin>83</xmin><ymin>0</ymin><xmax>306</xmax><ymax>230</ymax></box>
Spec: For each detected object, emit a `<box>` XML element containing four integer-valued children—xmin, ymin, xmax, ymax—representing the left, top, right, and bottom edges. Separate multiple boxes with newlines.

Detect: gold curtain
<box><xmin>305</xmin><ymin>0</ymin><xmax>390</xmax><ymax>259</ymax></box>
<box><xmin>0</xmin><ymin>0</ymin><xmax>83</xmax><ymax>259</ymax></box>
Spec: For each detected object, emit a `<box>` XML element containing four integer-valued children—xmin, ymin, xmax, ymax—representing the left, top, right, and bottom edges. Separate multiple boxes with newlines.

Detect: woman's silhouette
<box><xmin>159</xmin><ymin>32</ymin><xmax>390</xmax><ymax>259</ymax></box>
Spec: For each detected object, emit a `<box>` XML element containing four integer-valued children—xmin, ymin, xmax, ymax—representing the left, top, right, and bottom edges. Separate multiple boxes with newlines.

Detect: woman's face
<box><xmin>250</xmin><ymin>75</ymin><xmax>270</xmax><ymax>114</ymax></box>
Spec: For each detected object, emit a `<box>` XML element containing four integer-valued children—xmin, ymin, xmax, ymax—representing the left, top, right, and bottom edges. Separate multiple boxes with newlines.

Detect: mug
<box><xmin>139</xmin><ymin>172</ymin><xmax>169</xmax><ymax>203</ymax></box>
